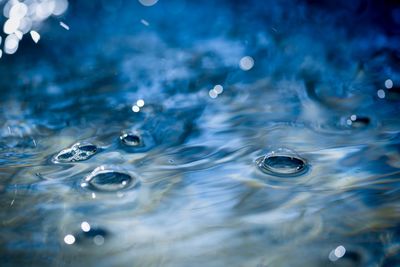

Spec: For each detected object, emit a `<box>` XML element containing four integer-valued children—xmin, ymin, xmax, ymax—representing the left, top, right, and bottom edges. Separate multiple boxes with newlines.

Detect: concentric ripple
<box><xmin>256</xmin><ymin>149</ymin><xmax>309</xmax><ymax>177</ymax></box>
<box><xmin>120</xmin><ymin>132</ymin><xmax>142</xmax><ymax>147</ymax></box>
<box><xmin>119</xmin><ymin>130</ymin><xmax>155</xmax><ymax>152</ymax></box>
<box><xmin>81</xmin><ymin>166</ymin><xmax>138</xmax><ymax>192</ymax></box>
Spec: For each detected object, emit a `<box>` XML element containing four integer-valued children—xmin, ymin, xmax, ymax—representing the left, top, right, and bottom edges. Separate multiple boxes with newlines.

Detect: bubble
<box><xmin>377</xmin><ymin>89</ymin><xmax>386</xmax><ymax>99</ymax></box>
<box><xmin>136</xmin><ymin>99</ymin><xmax>145</xmax><ymax>107</ymax></box>
<box><xmin>120</xmin><ymin>132</ymin><xmax>142</xmax><ymax>147</ymax></box>
<box><xmin>118</xmin><ymin>130</ymin><xmax>155</xmax><ymax>152</ymax></box>
<box><xmin>81</xmin><ymin>221</ymin><xmax>91</xmax><ymax>232</ymax></box>
<box><xmin>385</xmin><ymin>79</ymin><xmax>393</xmax><ymax>89</ymax></box>
<box><xmin>209</xmin><ymin>89</ymin><xmax>218</xmax><ymax>98</ymax></box>
<box><xmin>82</xmin><ymin>167</ymin><xmax>137</xmax><ymax>192</ymax></box>
<box><xmin>138</xmin><ymin>0</ymin><xmax>159</xmax><ymax>7</ymax></box>
<box><xmin>64</xmin><ymin>234</ymin><xmax>75</xmax><ymax>245</ymax></box>
<box><xmin>132</xmin><ymin>105</ymin><xmax>140</xmax><ymax>112</ymax></box>
<box><xmin>214</xmin><ymin>84</ymin><xmax>223</xmax><ymax>94</ymax></box>
<box><xmin>256</xmin><ymin>149</ymin><xmax>308</xmax><ymax>176</ymax></box>
<box><xmin>329</xmin><ymin>245</ymin><xmax>346</xmax><ymax>262</ymax></box>
<box><xmin>93</xmin><ymin>235</ymin><xmax>105</xmax><ymax>246</ymax></box>
<box><xmin>53</xmin><ymin>142</ymin><xmax>98</xmax><ymax>163</ymax></box>
<box><xmin>239</xmin><ymin>56</ymin><xmax>254</xmax><ymax>71</ymax></box>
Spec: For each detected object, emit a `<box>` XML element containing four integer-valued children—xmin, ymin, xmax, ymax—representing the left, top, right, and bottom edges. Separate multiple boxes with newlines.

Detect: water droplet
<box><xmin>82</xmin><ymin>167</ymin><xmax>137</xmax><ymax>192</ymax></box>
<box><xmin>256</xmin><ymin>149</ymin><xmax>308</xmax><ymax>176</ymax></box>
<box><xmin>120</xmin><ymin>132</ymin><xmax>141</xmax><ymax>147</ymax></box>
<box><xmin>54</xmin><ymin>142</ymin><xmax>98</xmax><ymax>163</ymax></box>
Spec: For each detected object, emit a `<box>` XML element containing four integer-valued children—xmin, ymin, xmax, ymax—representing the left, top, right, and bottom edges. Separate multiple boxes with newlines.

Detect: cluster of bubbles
<box><xmin>53</xmin><ymin>142</ymin><xmax>97</xmax><ymax>163</ymax></box>
<box><xmin>1</xmin><ymin>0</ymin><xmax>68</xmax><ymax>56</ymax></box>
<box><xmin>54</xmin><ymin>131</ymin><xmax>148</xmax><ymax>193</ymax></box>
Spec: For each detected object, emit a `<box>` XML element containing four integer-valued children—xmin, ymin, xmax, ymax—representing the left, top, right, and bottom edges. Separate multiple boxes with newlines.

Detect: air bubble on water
<box><xmin>82</xmin><ymin>166</ymin><xmax>137</xmax><ymax>192</ymax></box>
<box><xmin>209</xmin><ymin>89</ymin><xmax>218</xmax><ymax>99</ymax></box>
<box><xmin>136</xmin><ymin>99</ymin><xmax>145</xmax><ymax>107</ymax></box>
<box><xmin>81</xmin><ymin>221</ymin><xmax>91</xmax><ymax>232</ymax></box>
<box><xmin>377</xmin><ymin>89</ymin><xmax>386</xmax><ymax>99</ymax></box>
<box><xmin>239</xmin><ymin>56</ymin><xmax>254</xmax><ymax>71</ymax></box>
<box><xmin>329</xmin><ymin>245</ymin><xmax>346</xmax><ymax>262</ymax></box>
<box><xmin>385</xmin><ymin>79</ymin><xmax>393</xmax><ymax>89</ymax></box>
<box><xmin>64</xmin><ymin>234</ymin><xmax>75</xmax><ymax>245</ymax></box>
<box><xmin>256</xmin><ymin>148</ymin><xmax>308</xmax><ymax>176</ymax></box>
<box><xmin>53</xmin><ymin>142</ymin><xmax>98</xmax><ymax>163</ymax></box>
<box><xmin>132</xmin><ymin>105</ymin><xmax>140</xmax><ymax>112</ymax></box>
<box><xmin>138</xmin><ymin>0</ymin><xmax>159</xmax><ymax>7</ymax></box>
<box><xmin>214</xmin><ymin>84</ymin><xmax>223</xmax><ymax>94</ymax></box>
<box><xmin>120</xmin><ymin>132</ymin><xmax>142</xmax><ymax>147</ymax></box>
<box><xmin>93</xmin><ymin>235</ymin><xmax>105</xmax><ymax>246</ymax></box>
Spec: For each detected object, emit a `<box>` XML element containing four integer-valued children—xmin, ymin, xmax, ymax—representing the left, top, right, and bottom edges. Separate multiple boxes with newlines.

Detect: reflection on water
<box><xmin>1</xmin><ymin>0</ymin><xmax>400</xmax><ymax>266</ymax></box>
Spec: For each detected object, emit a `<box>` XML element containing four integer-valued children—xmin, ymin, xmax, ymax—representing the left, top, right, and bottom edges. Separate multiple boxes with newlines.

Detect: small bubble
<box><xmin>64</xmin><ymin>234</ymin><xmax>75</xmax><ymax>245</ymax></box>
<box><xmin>120</xmin><ymin>132</ymin><xmax>142</xmax><ymax>147</ymax></box>
<box><xmin>138</xmin><ymin>0</ymin><xmax>159</xmax><ymax>6</ymax></box>
<box><xmin>136</xmin><ymin>99</ymin><xmax>145</xmax><ymax>107</ymax></box>
<box><xmin>132</xmin><ymin>105</ymin><xmax>140</xmax><ymax>112</ymax></box>
<box><xmin>83</xmin><ymin>167</ymin><xmax>137</xmax><ymax>192</ymax></box>
<box><xmin>329</xmin><ymin>245</ymin><xmax>346</xmax><ymax>262</ymax></box>
<box><xmin>93</xmin><ymin>235</ymin><xmax>105</xmax><ymax>246</ymax></box>
<box><xmin>81</xmin><ymin>221</ymin><xmax>91</xmax><ymax>232</ymax></box>
<box><xmin>377</xmin><ymin>89</ymin><xmax>386</xmax><ymax>99</ymax></box>
<box><xmin>209</xmin><ymin>89</ymin><xmax>218</xmax><ymax>99</ymax></box>
<box><xmin>256</xmin><ymin>149</ymin><xmax>308</xmax><ymax>176</ymax></box>
<box><xmin>385</xmin><ymin>79</ymin><xmax>393</xmax><ymax>89</ymax></box>
<box><xmin>239</xmin><ymin>56</ymin><xmax>254</xmax><ymax>71</ymax></box>
<box><xmin>214</xmin><ymin>85</ymin><xmax>223</xmax><ymax>94</ymax></box>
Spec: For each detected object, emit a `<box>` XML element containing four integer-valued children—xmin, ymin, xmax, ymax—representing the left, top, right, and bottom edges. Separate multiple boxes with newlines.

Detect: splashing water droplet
<box><xmin>53</xmin><ymin>142</ymin><xmax>98</xmax><ymax>163</ymax></box>
<box><xmin>256</xmin><ymin>149</ymin><xmax>308</xmax><ymax>176</ymax></box>
<box><xmin>82</xmin><ymin>167</ymin><xmax>137</xmax><ymax>192</ymax></box>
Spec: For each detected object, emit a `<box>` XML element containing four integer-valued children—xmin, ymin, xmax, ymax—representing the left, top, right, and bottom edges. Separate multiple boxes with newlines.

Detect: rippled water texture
<box><xmin>1</xmin><ymin>0</ymin><xmax>400</xmax><ymax>266</ymax></box>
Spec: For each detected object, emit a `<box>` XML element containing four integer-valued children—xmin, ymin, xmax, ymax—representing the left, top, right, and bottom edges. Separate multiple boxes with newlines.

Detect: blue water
<box><xmin>1</xmin><ymin>0</ymin><xmax>400</xmax><ymax>266</ymax></box>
